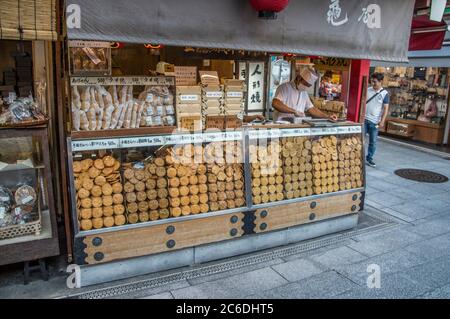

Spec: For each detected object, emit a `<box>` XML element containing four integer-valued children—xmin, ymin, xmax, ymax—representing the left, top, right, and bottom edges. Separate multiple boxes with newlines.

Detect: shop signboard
<box><xmin>247</xmin><ymin>62</ymin><xmax>265</xmax><ymax>112</ymax></box>
<box><xmin>67</xmin><ymin>0</ymin><xmax>415</xmax><ymax>62</ymax></box>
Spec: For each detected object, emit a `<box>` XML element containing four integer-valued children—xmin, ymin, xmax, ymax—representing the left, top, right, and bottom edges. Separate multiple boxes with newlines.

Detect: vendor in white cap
<box><xmin>272</xmin><ymin>66</ymin><xmax>338</xmax><ymax>121</ymax></box>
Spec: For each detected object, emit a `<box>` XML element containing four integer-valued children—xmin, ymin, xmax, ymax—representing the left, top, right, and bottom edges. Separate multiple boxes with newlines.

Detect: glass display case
<box><xmin>0</xmin><ymin>128</ymin><xmax>59</xmax><ymax>266</ymax></box>
<box><xmin>67</xmin><ymin>123</ymin><xmax>365</xmax><ymax>266</ymax></box>
<box><xmin>68</xmin><ymin>41</ymin><xmax>112</xmax><ymax>76</ymax></box>
<box><xmin>68</xmin><ymin>123</ymin><xmax>365</xmax><ymax>235</ymax></box>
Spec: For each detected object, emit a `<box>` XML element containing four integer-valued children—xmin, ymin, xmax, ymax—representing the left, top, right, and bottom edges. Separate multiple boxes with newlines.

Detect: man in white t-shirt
<box><xmin>364</xmin><ymin>73</ymin><xmax>390</xmax><ymax>168</ymax></box>
<box><xmin>272</xmin><ymin>67</ymin><xmax>337</xmax><ymax>122</ymax></box>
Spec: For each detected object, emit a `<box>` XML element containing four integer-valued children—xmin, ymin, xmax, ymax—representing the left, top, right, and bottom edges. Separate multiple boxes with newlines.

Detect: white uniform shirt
<box><xmin>365</xmin><ymin>87</ymin><xmax>389</xmax><ymax>124</ymax></box>
<box><xmin>273</xmin><ymin>81</ymin><xmax>314</xmax><ymax>121</ymax></box>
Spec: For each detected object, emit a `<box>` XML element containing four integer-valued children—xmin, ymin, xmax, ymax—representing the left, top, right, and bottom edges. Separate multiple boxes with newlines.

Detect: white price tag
<box><xmin>249</xmin><ymin>130</ymin><xmax>259</xmax><ymax>140</ymax></box>
<box><xmin>0</xmin><ymin>197</ymin><xmax>9</xmax><ymax>202</ymax></box>
<box><xmin>281</xmin><ymin>128</ymin><xmax>311</xmax><ymax>137</ymax></box>
<box><xmin>350</xmin><ymin>126</ymin><xmax>362</xmax><ymax>133</ymax></box>
<box><xmin>205</xmin><ymin>91</ymin><xmax>223</xmax><ymax>99</ymax></box>
<box><xmin>337</xmin><ymin>127</ymin><xmax>351</xmax><ymax>134</ymax></box>
<box><xmin>22</xmin><ymin>196</ymin><xmax>33</xmax><ymax>204</ymax></box>
<box><xmin>0</xmin><ymin>207</ymin><xmax>6</xmax><ymax>214</ymax></box>
<box><xmin>72</xmin><ymin>139</ymin><xmax>120</xmax><ymax>151</ymax></box>
<box><xmin>70</xmin><ymin>76</ymin><xmax>175</xmax><ymax>86</ymax></box>
<box><xmin>179</xmin><ymin>95</ymin><xmax>199</xmax><ymax>102</ymax></box>
<box><xmin>120</xmin><ymin>136</ymin><xmax>165</xmax><ymax>148</ymax></box>
<box><xmin>227</xmin><ymin>91</ymin><xmax>243</xmax><ymax>98</ymax></box>
<box><xmin>146</xmin><ymin>93</ymin><xmax>154</xmax><ymax>102</ymax></box>
<box><xmin>311</xmin><ymin>127</ymin><xmax>337</xmax><ymax>136</ymax></box>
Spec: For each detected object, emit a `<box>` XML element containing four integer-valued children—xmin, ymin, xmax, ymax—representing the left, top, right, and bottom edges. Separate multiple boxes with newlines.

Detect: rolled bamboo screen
<box><xmin>0</xmin><ymin>0</ymin><xmax>57</xmax><ymax>41</ymax></box>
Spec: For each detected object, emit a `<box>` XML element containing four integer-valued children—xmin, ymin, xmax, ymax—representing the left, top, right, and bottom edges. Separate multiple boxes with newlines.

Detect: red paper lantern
<box><xmin>249</xmin><ymin>0</ymin><xmax>289</xmax><ymax>19</ymax></box>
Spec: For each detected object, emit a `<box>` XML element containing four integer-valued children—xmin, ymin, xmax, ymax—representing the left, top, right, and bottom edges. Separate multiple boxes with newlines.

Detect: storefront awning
<box><xmin>66</xmin><ymin>0</ymin><xmax>415</xmax><ymax>62</ymax></box>
<box><xmin>409</xmin><ymin>15</ymin><xmax>447</xmax><ymax>51</ymax></box>
<box><xmin>0</xmin><ymin>0</ymin><xmax>57</xmax><ymax>41</ymax></box>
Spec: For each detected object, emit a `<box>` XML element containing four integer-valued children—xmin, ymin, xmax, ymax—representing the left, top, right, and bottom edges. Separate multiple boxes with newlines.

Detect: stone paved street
<box><xmin>0</xmin><ymin>139</ymin><xmax>449</xmax><ymax>299</ymax></box>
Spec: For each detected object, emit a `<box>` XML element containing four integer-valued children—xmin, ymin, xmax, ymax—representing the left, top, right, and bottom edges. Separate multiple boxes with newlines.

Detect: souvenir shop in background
<box><xmin>372</xmin><ymin>65</ymin><xmax>450</xmax><ymax>145</ymax></box>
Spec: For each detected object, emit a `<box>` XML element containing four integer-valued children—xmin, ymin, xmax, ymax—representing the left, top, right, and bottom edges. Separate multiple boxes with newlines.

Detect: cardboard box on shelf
<box><xmin>222</xmin><ymin>79</ymin><xmax>245</xmax><ymax>86</ymax></box>
<box><xmin>176</xmin><ymin>103</ymin><xmax>202</xmax><ymax>114</ymax></box>
<box><xmin>177</xmin><ymin>114</ymin><xmax>202</xmax><ymax>132</ymax></box>
<box><xmin>203</xmin><ymin>107</ymin><xmax>222</xmax><ymax>115</ymax></box>
<box><xmin>202</xmin><ymin>99</ymin><xmax>222</xmax><ymax>108</ymax></box>
<box><xmin>225</xmin><ymin>103</ymin><xmax>243</xmax><ymax>111</ymax></box>
<box><xmin>176</xmin><ymin>85</ymin><xmax>202</xmax><ymax>95</ymax></box>
<box><xmin>226</xmin><ymin>109</ymin><xmax>242</xmax><ymax>116</ymax></box>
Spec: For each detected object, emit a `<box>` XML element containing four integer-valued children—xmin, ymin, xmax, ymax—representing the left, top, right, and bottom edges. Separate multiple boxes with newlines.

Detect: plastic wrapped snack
<box><xmin>165</xmin><ymin>105</ymin><xmax>175</xmax><ymax>115</ymax></box>
<box><xmin>155</xmin><ymin>105</ymin><xmax>165</xmax><ymax>117</ymax></box>
<box><xmin>9</xmin><ymin>99</ymin><xmax>33</xmax><ymax>123</ymax></box>
<box><xmin>0</xmin><ymin>208</ymin><xmax>13</xmax><ymax>228</ymax></box>
<box><xmin>0</xmin><ymin>186</ymin><xmax>13</xmax><ymax>211</ymax></box>
<box><xmin>14</xmin><ymin>185</ymin><xmax>37</xmax><ymax>207</ymax></box>
<box><xmin>11</xmin><ymin>205</ymin><xmax>36</xmax><ymax>225</ymax></box>
<box><xmin>163</xmin><ymin>115</ymin><xmax>175</xmax><ymax>126</ymax></box>
<box><xmin>153</xmin><ymin>115</ymin><xmax>163</xmax><ymax>126</ymax></box>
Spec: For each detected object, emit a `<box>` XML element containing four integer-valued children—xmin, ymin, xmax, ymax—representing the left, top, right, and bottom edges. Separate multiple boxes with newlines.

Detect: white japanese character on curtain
<box><xmin>326</xmin><ymin>0</ymin><xmax>348</xmax><ymax>26</ymax></box>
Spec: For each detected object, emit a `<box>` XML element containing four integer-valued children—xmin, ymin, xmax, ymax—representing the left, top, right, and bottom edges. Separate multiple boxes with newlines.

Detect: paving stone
<box><xmin>404</xmin><ymin>217</ymin><xmax>450</xmax><ymax>238</ymax></box>
<box><xmin>187</xmin><ymin>258</ymin><xmax>285</xmax><ymax>286</ymax></box>
<box><xmin>366</xmin><ymin>192</ymin><xmax>406</xmax><ymax>207</ymax></box>
<box><xmin>257</xmin><ymin>271</ymin><xmax>357</xmax><ymax>299</ymax></box>
<box><xmin>402</xmin><ymin>255</ymin><xmax>450</xmax><ymax>289</ymax></box>
<box><xmin>281</xmin><ymin>240</ymin><xmax>354</xmax><ymax>262</ymax></box>
<box><xmin>405</xmin><ymin>234</ymin><xmax>450</xmax><ymax>262</ymax></box>
<box><xmin>348</xmin><ymin>228</ymin><xmax>424</xmax><ymax>257</ymax></box>
<box><xmin>385</xmin><ymin>187</ymin><xmax>425</xmax><ymax>201</ymax></box>
<box><xmin>420</xmin><ymin>283</ymin><xmax>450</xmax><ymax>299</ymax></box>
<box><xmin>365</xmin><ymin>179</ymin><xmax>399</xmax><ymax>192</ymax></box>
<box><xmin>377</xmin><ymin>207</ymin><xmax>416</xmax><ymax>223</ymax></box>
<box><xmin>388</xmin><ymin>202</ymin><xmax>442</xmax><ymax>221</ymax></box>
<box><xmin>410</xmin><ymin>198</ymin><xmax>450</xmax><ymax>213</ymax></box>
<box><xmin>365</xmin><ymin>199</ymin><xmax>388</xmax><ymax>211</ymax></box>
<box><xmin>334</xmin><ymin>272</ymin><xmax>432</xmax><ymax>299</ymax></box>
<box><xmin>171</xmin><ymin>267</ymin><xmax>288</xmax><ymax>299</ymax></box>
<box><xmin>366</xmin><ymin>169</ymin><xmax>392</xmax><ymax>179</ymax></box>
<box><xmin>426</xmin><ymin>193</ymin><xmax>450</xmax><ymax>204</ymax></box>
<box><xmin>310</xmin><ymin>246</ymin><xmax>368</xmax><ymax>269</ymax></box>
<box><xmin>271</xmin><ymin>258</ymin><xmax>325</xmax><ymax>282</ymax></box>
<box><xmin>334</xmin><ymin>249</ymin><xmax>426</xmax><ymax>286</ymax></box>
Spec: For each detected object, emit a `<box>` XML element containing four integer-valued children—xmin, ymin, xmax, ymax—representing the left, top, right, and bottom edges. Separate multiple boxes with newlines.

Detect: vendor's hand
<box><xmin>254</xmin><ymin>114</ymin><xmax>265</xmax><ymax>121</ymax></box>
<box><xmin>294</xmin><ymin>111</ymin><xmax>305</xmax><ymax>117</ymax></box>
<box><xmin>329</xmin><ymin>114</ymin><xmax>338</xmax><ymax>121</ymax></box>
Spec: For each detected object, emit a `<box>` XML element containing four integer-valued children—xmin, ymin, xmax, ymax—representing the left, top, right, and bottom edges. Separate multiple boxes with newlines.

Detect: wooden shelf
<box><xmin>0</xmin><ymin>164</ymin><xmax>45</xmax><ymax>173</ymax></box>
<box><xmin>387</xmin><ymin>118</ymin><xmax>444</xmax><ymax>129</ymax></box>
<box><xmin>386</xmin><ymin>130</ymin><xmax>414</xmax><ymax>138</ymax></box>
<box><xmin>71</xmin><ymin>126</ymin><xmax>178</xmax><ymax>139</ymax></box>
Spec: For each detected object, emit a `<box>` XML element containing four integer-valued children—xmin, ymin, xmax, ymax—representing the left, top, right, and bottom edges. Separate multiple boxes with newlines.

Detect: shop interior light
<box><xmin>144</xmin><ymin>43</ymin><xmax>163</xmax><ymax>49</ymax></box>
<box><xmin>110</xmin><ymin>42</ymin><xmax>123</xmax><ymax>49</ymax></box>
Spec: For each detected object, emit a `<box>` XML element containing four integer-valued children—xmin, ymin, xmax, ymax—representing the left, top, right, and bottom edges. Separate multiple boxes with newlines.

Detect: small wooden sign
<box><xmin>199</xmin><ymin>71</ymin><xmax>220</xmax><ymax>85</ymax></box>
<box><xmin>175</xmin><ymin>66</ymin><xmax>197</xmax><ymax>86</ymax></box>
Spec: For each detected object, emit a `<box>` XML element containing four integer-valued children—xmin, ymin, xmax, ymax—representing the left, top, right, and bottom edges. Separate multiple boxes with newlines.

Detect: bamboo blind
<box><xmin>0</xmin><ymin>0</ymin><xmax>57</xmax><ymax>41</ymax></box>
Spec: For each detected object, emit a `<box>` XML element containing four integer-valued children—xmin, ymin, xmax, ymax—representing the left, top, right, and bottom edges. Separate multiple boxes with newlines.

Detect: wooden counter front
<box><xmin>385</xmin><ymin>118</ymin><xmax>445</xmax><ymax>144</ymax></box>
<box><xmin>73</xmin><ymin>190</ymin><xmax>363</xmax><ymax>265</ymax></box>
